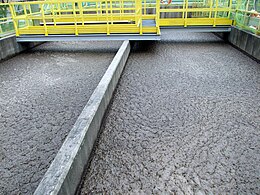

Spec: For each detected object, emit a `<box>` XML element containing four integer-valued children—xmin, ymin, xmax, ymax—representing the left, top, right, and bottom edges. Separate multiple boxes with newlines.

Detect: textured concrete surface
<box><xmin>0</xmin><ymin>41</ymin><xmax>121</xmax><ymax>194</ymax></box>
<box><xmin>80</xmin><ymin>33</ymin><xmax>260</xmax><ymax>194</ymax></box>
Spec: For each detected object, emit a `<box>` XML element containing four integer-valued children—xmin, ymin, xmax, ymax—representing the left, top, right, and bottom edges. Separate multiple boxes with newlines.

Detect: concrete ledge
<box><xmin>0</xmin><ymin>35</ymin><xmax>41</xmax><ymax>61</ymax></box>
<box><xmin>215</xmin><ymin>27</ymin><xmax>260</xmax><ymax>61</ymax></box>
<box><xmin>34</xmin><ymin>40</ymin><xmax>130</xmax><ymax>195</ymax></box>
<box><xmin>228</xmin><ymin>27</ymin><xmax>260</xmax><ymax>61</ymax></box>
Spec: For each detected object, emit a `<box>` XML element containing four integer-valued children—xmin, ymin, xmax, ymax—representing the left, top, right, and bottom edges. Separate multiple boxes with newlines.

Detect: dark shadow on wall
<box><xmin>130</xmin><ymin>40</ymin><xmax>158</xmax><ymax>53</ymax></box>
<box><xmin>30</xmin><ymin>41</ymin><xmax>122</xmax><ymax>54</ymax></box>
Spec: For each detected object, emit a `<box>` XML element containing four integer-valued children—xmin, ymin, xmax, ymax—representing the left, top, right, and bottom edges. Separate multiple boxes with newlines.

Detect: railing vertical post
<box><xmin>138</xmin><ymin>0</ymin><xmax>142</xmax><ymax>34</ymax></box>
<box><xmin>72</xmin><ymin>2</ymin><xmax>78</xmax><ymax>35</ymax></box>
<box><xmin>209</xmin><ymin>0</ymin><xmax>213</xmax><ymax>18</ymax></box>
<box><xmin>144</xmin><ymin>0</ymin><xmax>146</xmax><ymax>15</ymax></box>
<box><xmin>182</xmin><ymin>0</ymin><xmax>185</xmax><ymax>19</ymax></box>
<box><xmin>119</xmin><ymin>0</ymin><xmax>122</xmax><ymax>19</ymax></box>
<box><xmin>95</xmin><ymin>1</ymin><xmax>100</xmax><ymax>21</ymax></box>
<box><xmin>156</xmin><ymin>0</ymin><xmax>160</xmax><ymax>34</ymax></box>
<box><xmin>110</xmin><ymin>0</ymin><xmax>113</xmax><ymax>25</ymax></box>
<box><xmin>79</xmin><ymin>2</ymin><xmax>84</xmax><ymax>26</ymax></box>
<box><xmin>213</xmin><ymin>0</ymin><xmax>219</xmax><ymax>26</ymax></box>
<box><xmin>9</xmin><ymin>3</ymin><xmax>19</xmax><ymax>36</ymax></box>
<box><xmin>184</xmin><ymin>0</ymin><xmax>188</xmax><ymax>27</ymax></box>
<box><xmin>135</xmin><ymin>0</ymin><xmax>137</xmax><ymax>24</ymax></box>
<box><xmin>28</xmin><ymin>4</ymin><xmax>32</xmax><ymax>15</ymax></box>
<box><xmin>22</xmin><ymin>5</ymin><xmax>29</xmax><ymax>28</ymax></box>
<box><xmin>105</xmin><ymin>0</ymin><xmax>110</xmax><ymax>35</ymax></box>
<box><xmin>50</xmin><ymin>1</ymin><xmax>56</xmax><ymax>27</ymax></box>
<box><xmin>40</xmin><ymin>3</ymin><xmax>48</xmax><ymax>36</ymax></box>
<box><xmin>58</xmin><ymin>2</ymin><xmax>61</xmax><ymax>16</ymax></box>
<box><xmin>228</xmin><ymin>0</ymin><xmax>232</xmax><ymax>18</ymax></box>
<box><xmin>98</xmin><ymin>1</ymin><xmax>102</xmax><ymax>21</ymax></box>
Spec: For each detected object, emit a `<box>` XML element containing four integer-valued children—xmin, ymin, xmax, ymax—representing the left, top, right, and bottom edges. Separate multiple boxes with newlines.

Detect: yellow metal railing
<box><xmin>0</xmin><ymin>3</ymin><xmax>14</xmax><ymax>37</ymax></box>
<box><xmin>158</xmin><ymin>0</ymin><xmax>234</xmax><ymax>27</ymax></box>
<box><xmin>7</xmin><ymin>0</ymin><xmax>159</xmax><ymax>36</ymax></box>
<box><xmin>1</xmin><ymin>0</ymin><xmax>236</xmax><ymax>37</ymax></box>
<box><xmin>234</xmin><ymin>9</ymin><xmax>260</xmax><ymax>35</ymax></box>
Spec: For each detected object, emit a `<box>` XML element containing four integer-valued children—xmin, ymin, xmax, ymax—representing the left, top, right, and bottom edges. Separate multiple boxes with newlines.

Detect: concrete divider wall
<box><xmin>34</xmin><ymin>40</ymin><xmax>130</xmax><ymax>195</ymax></box>
<box><xmin>0</xmin><ymin>35</ymin><xmax>41</xmax><ymax>61</ymax></box>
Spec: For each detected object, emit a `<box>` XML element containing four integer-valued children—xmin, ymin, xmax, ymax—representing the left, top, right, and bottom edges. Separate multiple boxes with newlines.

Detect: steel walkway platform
<box><xmin>15</xmin><ymin>26</ymin><xmax>231</xmax><ymax>42</ymax></box>
<box><xmin>16</xmin><ymin>34</ymin><xmax>161</xmax><ymax>42</ymax></box>
<box><xmin>2</xmin><ymin>0</ymin><xmax>236</xmax><ymax>42</ymax></box>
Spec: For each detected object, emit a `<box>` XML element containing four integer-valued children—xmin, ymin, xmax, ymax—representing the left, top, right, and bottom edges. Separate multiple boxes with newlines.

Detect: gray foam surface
<box><xmin>0</xmin><ymin>41</ymin><xmax>121</xmax><ymax>194</ymax></box>
<box><xmin>80</xmin><ymin>33</ymin><xmax>260</xmax><ymax>194</ymax></box>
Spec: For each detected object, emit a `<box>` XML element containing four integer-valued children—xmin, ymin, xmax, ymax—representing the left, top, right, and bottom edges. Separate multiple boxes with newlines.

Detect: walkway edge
<box><xmin>34</xmin><ymin>40</ymin><xmax>130</xmax><ymax>195</ymax></box>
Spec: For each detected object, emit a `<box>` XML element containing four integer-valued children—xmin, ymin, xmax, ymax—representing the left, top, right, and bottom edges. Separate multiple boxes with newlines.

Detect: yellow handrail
<box><xmin>2</xmin><ymin>0</ymin><xmax>237</xmax><ymax>37</ymax></box>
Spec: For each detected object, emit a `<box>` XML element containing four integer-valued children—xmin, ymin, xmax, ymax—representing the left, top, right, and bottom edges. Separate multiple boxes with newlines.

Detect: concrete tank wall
<box><xmin>216</xmin><ymin>27</ymin><xmax>260</xmax><ymax>61</ymax></box>
<box><xmin>0</xmin><ymin>35</ymin><xmax>41</xmax><ymax>61</ymax></box>
<box><xmin>228</xmin><ymin>27</ymin><xmax>260</xmax><ymax>61</ymax></box>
